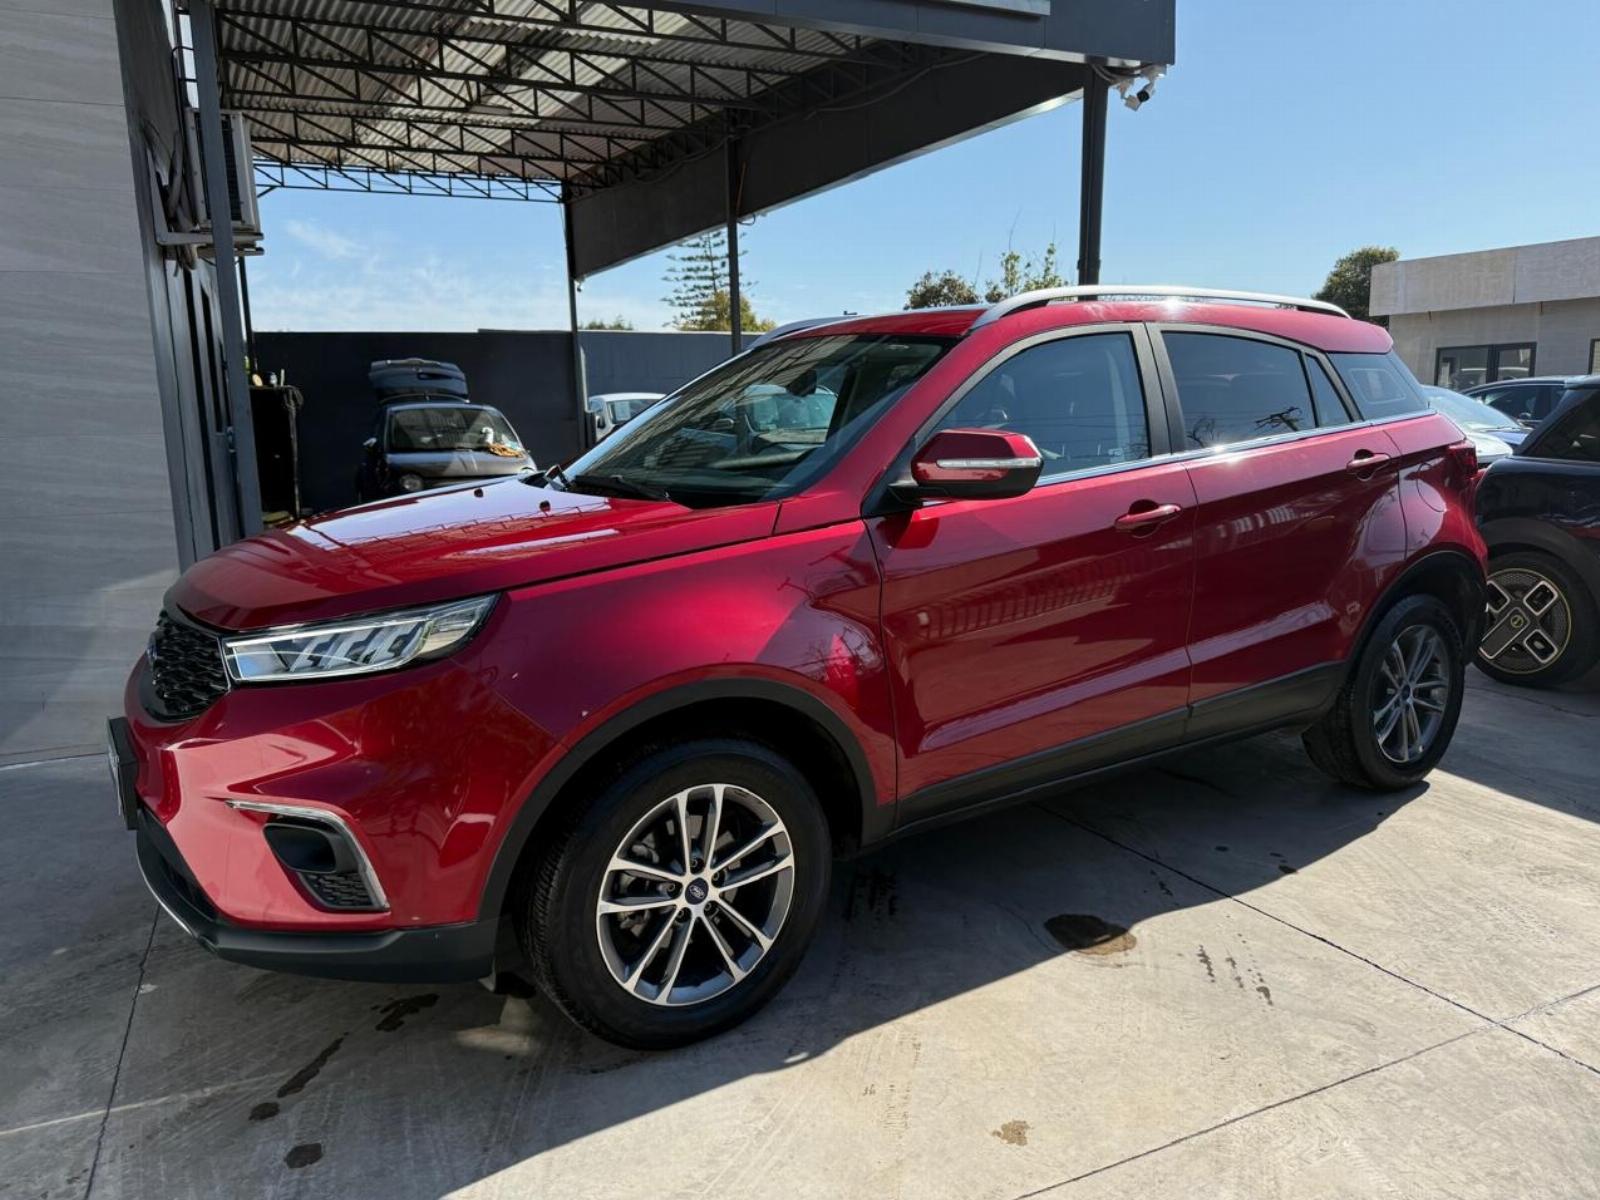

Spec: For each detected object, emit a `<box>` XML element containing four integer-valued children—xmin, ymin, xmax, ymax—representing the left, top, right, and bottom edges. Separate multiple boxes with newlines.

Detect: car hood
<box><xmin>173</xmin><ymin>479</ymin><xmax>777</xmax><ymax>630</ymax></box>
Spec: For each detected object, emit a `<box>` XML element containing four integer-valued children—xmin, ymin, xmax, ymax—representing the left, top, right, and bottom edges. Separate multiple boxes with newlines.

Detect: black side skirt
<box><xmin>890</xmin><ymin>663</ymin><xmax>1342</xmax><ymax>843</ymax></box>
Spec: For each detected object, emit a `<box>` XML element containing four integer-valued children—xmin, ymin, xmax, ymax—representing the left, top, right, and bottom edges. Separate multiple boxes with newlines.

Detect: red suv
<box><xmin>110</xmin><ymin>287</ymin><xmax>1485</xmax><ymax>1048</ymax></box>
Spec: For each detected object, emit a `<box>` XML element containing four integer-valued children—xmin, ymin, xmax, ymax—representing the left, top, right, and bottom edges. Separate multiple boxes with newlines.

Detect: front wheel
<box><xmin>1304</xmin><ymin>594</ymin><xmax>1466</xmax><ymax>791</ymax></box>
<box><xmin>517</xmin><ymin>738</ymin><xmax>831</xmax><ymax>1049</ymax></box>
<box><xmin>1475</xmin><ymin>551</ymin><xmax>1599</xmax><ymax>688</ymax></box>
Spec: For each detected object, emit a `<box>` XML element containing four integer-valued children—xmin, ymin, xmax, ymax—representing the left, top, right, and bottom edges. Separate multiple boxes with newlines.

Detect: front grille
<box><xmin>145</xmin><ymin>611</ymin><xmax>230</xmax><ymax>720</ymax></box>
<box><xmin>300</xmin><ymin>870</ymin><xmax>377</xmax><ymax>910</ymax></box>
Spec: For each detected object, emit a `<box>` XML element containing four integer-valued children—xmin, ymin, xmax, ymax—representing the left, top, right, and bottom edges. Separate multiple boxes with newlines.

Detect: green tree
<box><xmin>581</xmin><ymin>315</ymin><xmax>635</xmax><ymax>331</ymax></box>
<box><xmin>662</xmin><ymin>230</ymin><xmax>773</xmax><ymax>331</ymax></box>
<box><xmin>1314</xmin><ymin>246</ymin><xmax>1399</xmax><ymax>324</ymax></box>
<box><xmin>905</xmin><ymin>242</ymin><xmax>1066</xmax><ymax>309</ymax></box>
<box><xmin>906</xmin><ymin>269</ymin><xmax>980</xmax><ymax>309</ymax></box>
<box><xmin>677</xmin><ymin>288</ymin><xmax>776</xmax><ymax>334</ymax></box>
<box><xmin>983</xmin><ymin>242</ymin><xmax>1064</xmax><ymax>303</ymax></box>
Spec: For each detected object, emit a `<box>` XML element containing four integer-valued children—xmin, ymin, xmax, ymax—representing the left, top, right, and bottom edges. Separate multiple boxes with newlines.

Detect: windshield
<box><xmin>557</xmin><ymin>333</ymin><xmax>954</xmax><ymax>506</ymax></box>
<box><xmin>388</xmin><ymin>405</ymin><xmax>524</xmax><ymax>455</ymax></box>
<box><xmin>1421</xmin><ymin>386</ymin><xmax>1523</xmax><ymax>434</ymax></box>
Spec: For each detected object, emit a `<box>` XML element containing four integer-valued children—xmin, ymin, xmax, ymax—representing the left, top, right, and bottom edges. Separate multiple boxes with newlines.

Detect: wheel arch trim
<box><xmin>476</xmin><ymin>676</ymin><xmax>881</xmax><ymax>923</ymax></box>
<box><xmin>1345</xmin><ymin>548</ymin><xmax>1486</xmax><ymax>681</ymax></box>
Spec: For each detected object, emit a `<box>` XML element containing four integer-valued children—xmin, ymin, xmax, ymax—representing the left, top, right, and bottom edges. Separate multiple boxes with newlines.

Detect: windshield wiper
<box><xmin>529</xmin><ymin>462</ymin><xmax>571</xmax><ymax>489</ymax></box>
<box><xmin>571</xmin><ymin>472</ymin><xmax>673</xmax><ymax>502</ymax></box>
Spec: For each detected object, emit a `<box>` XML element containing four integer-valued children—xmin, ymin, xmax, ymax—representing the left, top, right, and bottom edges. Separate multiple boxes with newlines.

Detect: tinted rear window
<box><xmin>1330</xmin><ymin>352</ymin><xmax>1429</xmax><ymax>421</ymax></box>
<box><xmin>1164</xmin><ymin>333</ymin><xmax>1320</xmax><ymax>449</ymax></box>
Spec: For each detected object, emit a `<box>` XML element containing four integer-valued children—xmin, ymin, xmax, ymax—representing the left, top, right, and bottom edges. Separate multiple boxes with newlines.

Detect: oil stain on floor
<box><xmin>1044</xmin><ymin>914</ymin><xmax>1136</xmax><ymax>956</ymax></box>
<box><xmin>992</xmin><ymin>1120</ymin><xmax>1030</xmax><ymax>1147</ymax></box>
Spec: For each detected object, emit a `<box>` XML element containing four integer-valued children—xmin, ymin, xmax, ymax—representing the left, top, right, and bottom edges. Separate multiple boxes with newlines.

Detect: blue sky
<box><xmin>249</xmin><ymin>0</ymin><xmax>1600</xmax><ymax>333</ymax></box>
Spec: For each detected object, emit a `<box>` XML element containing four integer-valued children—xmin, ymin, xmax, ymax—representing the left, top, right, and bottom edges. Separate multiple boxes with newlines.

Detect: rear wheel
<box><xmin>1475</xmin><ymin>551</ymin><xmax>1599</xmax><ymax>688</ymax></box>
<box><xmin>517</xmin><ymin>738</ymin><xmax>830</xmax><ymax>1049</ymax></box>
<box><xmin>1304</xmin><ymin>594</ymin><xmax>1466</xmax><ymax>790</ymax></box>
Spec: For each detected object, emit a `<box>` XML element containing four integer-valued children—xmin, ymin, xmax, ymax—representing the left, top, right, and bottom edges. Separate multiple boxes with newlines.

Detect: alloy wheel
<box><xmin>595</xmin><ymin>783</ymin><xmax>795</xmax><ymax>1007</ymax></box>
<box><xmin>1480</xmin><ymin>567</ymin><xmax>1572</xmax><ymax>675</ymax></box>
<box><xmin>1372</xmin><ymin>625</ymin><xmax>1451</xmax><ymax>765</ymax></box>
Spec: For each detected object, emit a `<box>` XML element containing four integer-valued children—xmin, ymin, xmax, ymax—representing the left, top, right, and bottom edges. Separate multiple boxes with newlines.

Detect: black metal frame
<box><xmin>1434</xmin><ymin>342</ymin><xmax>1538</xmax><ymax>389</ymax></box>
<box><xmin>205</xmin><ymin>3</ymin><xmax>941</xmax><ymax>200</ymax></box>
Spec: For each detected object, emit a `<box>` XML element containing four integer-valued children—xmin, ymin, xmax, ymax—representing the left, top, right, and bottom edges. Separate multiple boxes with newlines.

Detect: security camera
<box><xmin>1116</xmin><ymin>64</ymin><xmax>1166</xmax><ymax>111</ymax></box>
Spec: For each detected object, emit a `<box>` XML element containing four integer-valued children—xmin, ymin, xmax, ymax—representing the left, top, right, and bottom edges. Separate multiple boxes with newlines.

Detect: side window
<box><xmin>1532</xmin><ymin>386</ymin><xmax>1561</xmax><ymax>421</ymax></box>
<box><xmin>1533</xmin><ymin>391</ymin><xmax>1600</xmax><ymax>463</ymax></box>
<box><xmin>1479</xmin><ymin>388</ymin><xmax>1519</xmax><ymax>416</ymax></box>
<box><xmin>1329</xmin><ymin>352</ymin><xmax>1430</xmax><ymax>421</ymax></box>
<box><xmin>935</xmin><ymin>333</ymin><xmax>1150</xmax><ymax>476</ymax></box>
<box><xmin>1164</xmin><ymin>333</ymin><xmax>1317</xmax><ymax>449</ymax></box>
<box><xmin>1306</xmin><ymin>358</ymin><xmax>1351</xmax><ymax>426</ymax></box>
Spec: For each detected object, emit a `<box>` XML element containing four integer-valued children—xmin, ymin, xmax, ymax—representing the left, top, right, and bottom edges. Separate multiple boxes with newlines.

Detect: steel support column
<box><xmin>726</xmin><ymin>135</ymin><xmax>744</xmax><ymax>356</ymax></box>
<box><xmin>1076</xmin><ymin>67</ymin><xmax>1108</xmax><ymax>287</ymax></box>
<box><xmin>238</xmin><ymin>254</ymin><xmax>257</xmax><ymax>372</ymax></box>
<box><xmin>191</xmin><ymin>0</ymin><xmax>262</xmax><ymax>538</ymax></box>
<box><xmin>562</xmin><ymin>193</ymin><xmax>592</xmax><ymax>449</ymax></box>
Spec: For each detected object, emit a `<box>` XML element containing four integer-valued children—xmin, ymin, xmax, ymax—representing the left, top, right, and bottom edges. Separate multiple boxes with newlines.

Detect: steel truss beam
<box><xmin>566</xmin><ymin>42</ymin><xmax>960</xmax><ymax>195</ymax></box>
<box><xmin>210</xmin><ymin>1</ymin><xmax>881</xmax><ymax>66</ymax></box>
<box><xmin>254</xmin><ymin>159</ymin><xmax>562</xmax><ymax>201</ymax></box>
<box><xmin>243</xmin><ymin>109</ymin><xmax>637</xmax><ymax>170</ymax></box>
<box><xmin>216</xmin><ymin>12</ymin><xmax>797</xmax><ymax>116</ymax></box>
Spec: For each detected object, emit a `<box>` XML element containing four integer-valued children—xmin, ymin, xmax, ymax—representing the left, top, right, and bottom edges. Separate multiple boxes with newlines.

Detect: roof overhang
<box><xmin>204</xmin><ymin>0</ymin><xmax>1174</xmax><ymax>274</ymax></box>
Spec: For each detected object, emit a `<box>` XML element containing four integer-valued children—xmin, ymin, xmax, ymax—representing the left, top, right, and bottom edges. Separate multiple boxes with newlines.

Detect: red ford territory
<box><xmin>110</xmin><ymin>288</ymin><xmax>1486</xmax><ymax>1048</ymax></box>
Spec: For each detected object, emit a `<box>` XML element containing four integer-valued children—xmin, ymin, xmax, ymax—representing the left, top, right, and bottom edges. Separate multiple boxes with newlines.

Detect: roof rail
<box><xmin>969</xmin><ymin>285</ymin><xmax>1351</xmax><ymax>330</ymax></box>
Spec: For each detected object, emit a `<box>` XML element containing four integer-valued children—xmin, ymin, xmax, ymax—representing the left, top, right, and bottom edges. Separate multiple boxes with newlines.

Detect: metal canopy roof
<box><xmin>201</xmin><ymin>0</ymin><xmax>1174</xmax><ymax>273</ymax></box>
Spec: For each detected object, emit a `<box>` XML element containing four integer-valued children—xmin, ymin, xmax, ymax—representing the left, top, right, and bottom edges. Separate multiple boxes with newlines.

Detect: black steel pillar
<box><xmin>238</xmin><ymin>254</ymin><xmax>257</xmax><ymax>374</ymax></box>
<box><xmin>726</xmin><ymin>135</ymin><xmax>743</xmax><ymax>356</ymax></box>
<box><xmin>190</xmin><ymin>0</ymin><xmax>261</xmax><ymax>538</ymax></box>
<box><xmin>561</xmin><ymin>192</ymin><xmax>591</xmax><ymax>449</ymax></box>
<box><xmin>1076</xmin><ymin>67</ymin><xmax>1108</xmax><ymax>287</ymax></box>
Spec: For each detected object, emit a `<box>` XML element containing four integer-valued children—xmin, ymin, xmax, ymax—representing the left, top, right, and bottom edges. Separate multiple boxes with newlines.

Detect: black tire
<box><xmin>517</xmin><ymin>738</ymin><xmax>831</xmax><ymax>1049</ymax></box>
<box><xmin>1303</xmin><ymin>594</ymin><xmax>1466</xmax><ymax>791</ymax></box>
<box><xmin>1474</xmin><ymin>550</ymin><xmax>1600</xmax><ymax>689</ymax></box>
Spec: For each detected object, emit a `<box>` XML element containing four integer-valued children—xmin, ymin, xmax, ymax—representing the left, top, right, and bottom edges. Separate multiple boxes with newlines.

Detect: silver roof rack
<box><xmin>970</xmin><ymin>285</ymin><xmax>1351</xmax><ymax>330</ymax></box>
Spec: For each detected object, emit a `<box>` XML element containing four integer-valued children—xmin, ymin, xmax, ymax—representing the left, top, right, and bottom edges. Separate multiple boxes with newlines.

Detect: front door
<box><xmin>870</xmin><ymin>328</ymin><xmax>1197</xmax><ymax>822</ymax></box>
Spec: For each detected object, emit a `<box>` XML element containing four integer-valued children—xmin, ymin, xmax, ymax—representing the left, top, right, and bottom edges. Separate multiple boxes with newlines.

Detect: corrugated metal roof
<box><xmin>209</xmin><ymin>1</ymin><xmax>915</xmax><ymax>193</ymax></box>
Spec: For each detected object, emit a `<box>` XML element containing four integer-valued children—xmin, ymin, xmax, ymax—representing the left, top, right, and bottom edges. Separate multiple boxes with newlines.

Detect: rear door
<box><xmin>870</xmin><ymin>327</ymin><xmax>1198</xmax><ymax>820</ymax></box>
<box><xmin>1154</xmin><ymin>329</ymin><xmax>1410</xmax><ymax>729</ymax></box>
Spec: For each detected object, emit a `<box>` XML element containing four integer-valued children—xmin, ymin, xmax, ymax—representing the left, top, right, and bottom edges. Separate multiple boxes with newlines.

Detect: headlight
<box><xmin>399</xmin><ymin>473</ymin><xmax>425</xmax><ymax>492</ymax></box>
<box><xmin>222</xmin><ymin>595</ymin><xmax>497</xmax><ymax>683</ymax></box>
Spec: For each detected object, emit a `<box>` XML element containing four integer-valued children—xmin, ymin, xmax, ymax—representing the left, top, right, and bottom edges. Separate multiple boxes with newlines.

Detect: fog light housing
<box><xmin>399</xmin><ymin>473</ymin><xmax>425</xmax><ymax>492</ymax></box>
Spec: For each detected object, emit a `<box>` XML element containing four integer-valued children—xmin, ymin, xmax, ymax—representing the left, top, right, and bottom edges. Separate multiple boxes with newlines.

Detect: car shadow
<box><xmin>94</xmin><ymin>728</ymin><xmax>1428</xmax><ymax>1197</ymax></box>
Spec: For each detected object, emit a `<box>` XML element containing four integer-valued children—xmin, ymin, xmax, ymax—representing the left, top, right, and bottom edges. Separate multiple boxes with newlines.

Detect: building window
<box><xmin>1434</xmin><ymin>343</ymin><xmax>1536</xmax><ymax>390</ymax></box>
<box><xmin>1590</xmin><ymin>338</ymin><xmax>1600</xmax><ymax>375</ymax></box>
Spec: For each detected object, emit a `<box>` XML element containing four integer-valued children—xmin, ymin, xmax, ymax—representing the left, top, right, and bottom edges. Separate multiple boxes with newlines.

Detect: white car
<box><xmin>586</xmin><ymin>392</ymin><xmax>665</xmax><ymax>441</ymax></box>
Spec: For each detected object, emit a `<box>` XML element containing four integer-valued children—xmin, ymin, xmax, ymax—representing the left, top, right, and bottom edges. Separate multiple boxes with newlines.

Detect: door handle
<box><xmin>1346</xmin><ymin>450</ymin><xmax>1393</xmax><ymax>475</ymax></box>
<box><xmin>1114</xmin><ymin>502</ymin><xmax>1183</xmax><ymax>533</ymax></box>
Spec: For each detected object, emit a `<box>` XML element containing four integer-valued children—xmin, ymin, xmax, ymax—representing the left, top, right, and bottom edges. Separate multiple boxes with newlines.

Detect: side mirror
<box><xmin>904</xmin><ymin>428</ymin><xmax>1043</xmax><ymax>501</ymax></box>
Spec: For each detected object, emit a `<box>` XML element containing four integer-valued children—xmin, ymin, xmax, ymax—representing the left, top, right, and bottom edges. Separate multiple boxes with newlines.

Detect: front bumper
<box><xmin>130</xmin><ymin>787</ymin><xmax>497</xmax><ymax>982</ymax></box>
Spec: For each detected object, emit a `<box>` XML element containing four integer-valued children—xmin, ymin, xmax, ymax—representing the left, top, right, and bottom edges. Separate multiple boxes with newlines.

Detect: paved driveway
<box><xmin>4</xmin><ymin>672</ymin><xmax>1599</xmax><ymax>1199</ymax></box>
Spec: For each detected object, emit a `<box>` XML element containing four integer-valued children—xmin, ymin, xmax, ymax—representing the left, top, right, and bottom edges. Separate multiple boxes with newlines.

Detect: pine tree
<box><xmin>662</xmin><ymin>230</ymin><xmax>773</xmax><ymax>331</ymax></box>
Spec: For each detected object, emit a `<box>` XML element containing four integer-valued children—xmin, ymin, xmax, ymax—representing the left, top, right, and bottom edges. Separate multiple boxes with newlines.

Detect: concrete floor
<box><xmin>4</xmin><ymin>670</ymin><xmax>1600</xmax><ymax>1200</ymax></box>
